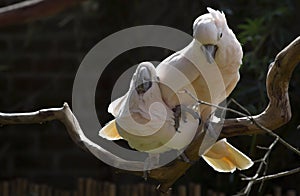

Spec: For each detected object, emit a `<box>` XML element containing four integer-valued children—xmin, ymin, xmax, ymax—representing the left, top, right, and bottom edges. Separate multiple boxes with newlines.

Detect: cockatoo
<box><xmin>100</xmin><ymin>8</ymin><xmax>253</xmax><ymax>173</ymax></box>
<box><xmin>154</xmin><ymin>7</ymin><xmax>253</xmax><ymax>172</ymax></box>
<box><xmin>99</xmin><ymin>62</ymin><xmax>200</xmax><ymax>176</ymax></box>
<box><xmin>156</xmin><ymin>8</ymin><xmax>243</xmax><ymax>121</ymax></box>
<box><xmin>99</xmin><ymin>62</ymin><xmax>199</xmax><ymax>159</ymax></box>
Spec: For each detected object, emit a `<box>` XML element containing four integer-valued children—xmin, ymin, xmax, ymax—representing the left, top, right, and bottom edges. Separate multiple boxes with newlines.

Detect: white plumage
<box><xmin>99</xmin><ymin>8</ymin><xmax>253</xmax><ymax>172</ymax></box>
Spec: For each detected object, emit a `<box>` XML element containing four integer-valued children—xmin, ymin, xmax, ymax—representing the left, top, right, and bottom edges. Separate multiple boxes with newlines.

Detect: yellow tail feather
<box><xmin>202</xmin><ymin>138</ymin><xmax>253</xmax><ymax>173</ymax></box>
<box><xmin>99</xmin><ymin>119</ymin><xmax>123</xmax><ymax>140</ymax></box>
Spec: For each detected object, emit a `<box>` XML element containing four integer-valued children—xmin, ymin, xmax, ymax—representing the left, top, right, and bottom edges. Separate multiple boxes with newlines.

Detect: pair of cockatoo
<box><xmin>100</xmin><ymin>8</ymin><xmax>253</xmax><ymax>173</ymax></box>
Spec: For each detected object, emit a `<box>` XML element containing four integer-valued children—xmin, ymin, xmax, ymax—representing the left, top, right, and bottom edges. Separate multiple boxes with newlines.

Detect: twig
<box><xmin>235</xmin><ymin>167</ymin><xmax>300</xmax><ymax>196</ymax></box>
<box><xmin>229</xmin><ymin>98</ymin><xmax>252</xmax><ymax>116</ymax></box>
<box><xmin>239</xmin><ymin>138</ymin><xmax>279</xmax><ymax>196</ymax></box>
<box><xmin>180</xmin><ymin>89</ymin><xmax>251</xmax><ymax>119</ymax></box>
<box><xmin>227</xmin><ymin>99</ymin><xmax>300</xmax><ymax>157</ymax></box>
<box><xmin>253</xmin><ymin>167</ymin><xmax>300</xmax><ymax>183</ymax></box>
<box><xmin>183</xmin><ymin>88</ymin><xmax>300</xmax><ymax>157</ymax></box>
<box><xmin>0</xmin><ymin>103</ymin><xmax>147</xmax><ymax>170</ymax></box>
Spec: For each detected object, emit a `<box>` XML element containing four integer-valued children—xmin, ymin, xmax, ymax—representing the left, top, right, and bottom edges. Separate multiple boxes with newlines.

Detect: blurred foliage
<box><xmin>220</xmin><ymin>1</ymin><xmax>300</xmax><ymax>194</ymax></box>
<box><xmin>228</xmin><ymin>0</ymin><xmax>299</xmax><ymax>113</ymax></box>
<box><xmin>238</xmin><ymin>5</ymin><xmax>293</xmax><ymax>79</ymax></box>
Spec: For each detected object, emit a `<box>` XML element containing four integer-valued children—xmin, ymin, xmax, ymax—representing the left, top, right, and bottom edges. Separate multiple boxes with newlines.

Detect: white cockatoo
<box><xmin>157</xmin><ymin>8</ymin><xmax>243</xmax><ymax>121</ymax></box>
<box><xmin>100</xmin><ymin>8</ymin><xmax>253</xmax><ymax>173</ymax></box>
<box><xmin>99</xmin><ymin>62</ymin><xmax>200</xmax><ymax>173</ymax></box>
<box><xmin>155</xmin><ymin>7</ymin><xmax>253</xmax><ymax>172</ymax></box>
<box><xmin>99</xmin><ymin>62</ymin><xmax>199</xmax><ymax>153</ymax></box>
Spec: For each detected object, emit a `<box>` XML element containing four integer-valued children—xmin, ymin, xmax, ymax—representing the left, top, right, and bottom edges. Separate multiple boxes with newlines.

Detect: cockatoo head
<box><xmin>108</xmin><ymin>62</ymin><xmax>160</xmax><ymax>117</ymax></box>
<box><xmin>132</xmin><ymin>62</ymin><xmax>159</xmax><ymax>95</ymax></box>
<box><xmin>193</xmin><ymin>8</ymin><xmax>243</xmax><ymax>70</ymax></box>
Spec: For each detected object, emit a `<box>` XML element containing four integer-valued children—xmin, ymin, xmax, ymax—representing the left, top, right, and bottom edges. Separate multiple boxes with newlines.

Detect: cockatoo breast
<box><xmin>215</xmin><ymin>28</ymin><xmax>243</xmax><ymax>72</ymax></box>
<box><xmin>116</xmin><ymin>80</ymin><xmax>173</xmax><ymax>136</ymax></box>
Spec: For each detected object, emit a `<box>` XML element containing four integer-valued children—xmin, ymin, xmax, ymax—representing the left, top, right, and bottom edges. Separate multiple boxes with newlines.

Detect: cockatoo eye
<box><xmin>219</xmin><ymin>32</ymin><xmax>223</xmax><ymax>39</ymax></box>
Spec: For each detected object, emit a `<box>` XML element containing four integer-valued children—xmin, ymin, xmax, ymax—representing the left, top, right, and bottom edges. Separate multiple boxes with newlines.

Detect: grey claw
<box><xmin>172</xmin><ymin>105</ymin><xmax>182</xmax><ymax>132</ymax></box>
<box><xmin>179</xmin><ymin>152</ymin><xmax>197</xmax><ymax>164</ymax></box>
<box><xmin>143</xmin><ymin>170</ymin><xmax>150</xmax><ymax>181</ymax></box>
<box><xmin>172</xmin><ymin>105</ymin><xmax>201</xmax><ymax>132</ymax></box>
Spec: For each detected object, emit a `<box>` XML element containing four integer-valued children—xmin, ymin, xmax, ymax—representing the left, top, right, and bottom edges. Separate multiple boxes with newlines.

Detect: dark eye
<box><xmin>219</xmin><ymin>33</ymin><xmax>223</xmax><ymax>38</ymax></box>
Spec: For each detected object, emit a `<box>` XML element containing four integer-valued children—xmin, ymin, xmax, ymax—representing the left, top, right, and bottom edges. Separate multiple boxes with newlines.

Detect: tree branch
<box><xmin>0</xmin><ymin>103</ymin><xmax>147</xmax><ymax>169</ymax></box>
<box><xmin>115</xmin><ymin>36</ymin><xmax>300</xmax><ymax>192</ymax></box>
<box><xmin>0</xmin><ymin>0</ymin><xmax>86</xmax><ymax>27</ymax></box>
<box><xmin>237</xmin><ymin>138</ymin><xmax>279</xmax><ymax>196</ymax></box>
<box><xmin>235</xmin><ymin>167</ymin><xmax>300</xmax><ymax>196</ymax></box>
<box><xmin>0</xmin><ymin>37</ymin><xmax>299</xmax><ymax>194</ymax></box>
<box><xmin>253</xmin><ymin>167</ymin><xmax>300</xmax><ymax>184</ymax></box>
<box><xmin>221</xmin><ymin>37</ymin><xmax>300</xmax><ymax>137</ymax></box>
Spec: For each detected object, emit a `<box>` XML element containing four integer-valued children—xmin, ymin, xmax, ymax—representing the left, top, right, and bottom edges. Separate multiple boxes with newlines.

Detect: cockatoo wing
<box><xmin>156</xmin><ymin>52</ymin><xmax>201</xmax><ymax>108</ymax></box>
<box><xmin>108</xmin><ymin>94</ymin><xmax>128</xmax><ymax>117</ymax></box>
<box><xmin>99</xmin><ymin>119</ymin><xmax>123</xmax><ymax>140</ymax></box>
<box><xmin>202</xmin><ymin>138</ymin><xmax>253</xmax><ymax>172</ymax></box>
<box><xmin>163</xmin><ymin>111</ymin><xmax>199</xmax><ymax>150</ymax></box>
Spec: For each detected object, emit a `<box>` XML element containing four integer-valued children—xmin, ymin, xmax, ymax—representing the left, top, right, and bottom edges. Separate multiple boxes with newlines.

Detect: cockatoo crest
<box><xmin>207</xmin><ymin>7</ymin><xmax>227</xmax><ymax>28</ymax></box>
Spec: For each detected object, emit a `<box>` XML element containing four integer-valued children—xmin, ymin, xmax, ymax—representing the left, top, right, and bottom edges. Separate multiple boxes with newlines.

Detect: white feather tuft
<box><xmin>207</xmin><ymin>7</ymin><xmax>227</xmax><ymax>27</ymax></box>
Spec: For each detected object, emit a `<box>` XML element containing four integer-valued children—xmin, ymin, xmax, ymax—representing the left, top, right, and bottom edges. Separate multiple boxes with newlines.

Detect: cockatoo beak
<box><xmin>202</xmin><ymin>44</ymin><xmax>218</xmax><ymax>64</ymax></box>
<box><xmin>135</xmin><ymin>66</ymin><xmax>153</xmax><ymax>94</ymax></box>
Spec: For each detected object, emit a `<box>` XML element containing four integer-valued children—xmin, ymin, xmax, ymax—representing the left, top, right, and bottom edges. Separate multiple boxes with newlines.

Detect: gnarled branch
<box><xmin>0</xmin><ymin>103</ymin><xmax>147</xmax><ymax>169</ymax></box>
<box><xmin>0</xmin><ymin>36</ymin><xmax>299</xmax><ymax>194</ymax></box>
<box><xmin>153</xmin><ymin>36</ymin><xmax>300</xmax><ymax>193</ymax></box>
<box><xmin>221</xmin><ymin>37</ymin><xmax>300</xmax><ymax>137</ymax></box>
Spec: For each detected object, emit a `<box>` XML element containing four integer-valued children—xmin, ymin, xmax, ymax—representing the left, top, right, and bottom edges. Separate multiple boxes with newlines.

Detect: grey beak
<box><xmin>135</xmin><ymin>67</ymin><xmax>153</xmax><ymax>95</ymax></box>
<box><xmin>201</xmin><ymin>44</ymin><xmax>218</xmax><ymax>64</ymax></box>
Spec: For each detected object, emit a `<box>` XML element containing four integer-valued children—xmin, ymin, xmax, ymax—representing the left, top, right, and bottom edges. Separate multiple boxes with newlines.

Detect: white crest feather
<box><xmin>207</xmin><ymin>7</ymin><xmax>227</xmax><ymax>27</ymax></box>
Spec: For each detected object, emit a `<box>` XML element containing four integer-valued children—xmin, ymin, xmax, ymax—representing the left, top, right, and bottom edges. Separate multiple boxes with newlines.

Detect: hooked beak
<box><xmin>135</xmin><ymin>66</ymin><xmax>153</xmax><ymax>95</ymax></box>
<box><xmin>201</xmin><ymin>44</ymin><xmax>218</xmax><ymax>64</ymax></box>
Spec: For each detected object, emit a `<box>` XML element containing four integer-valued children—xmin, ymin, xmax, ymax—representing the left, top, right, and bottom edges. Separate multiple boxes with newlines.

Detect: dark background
<box><xmin>0</xmin><ymin>0</ymin><xmax>299</xmax><ymax>195</ymax></box>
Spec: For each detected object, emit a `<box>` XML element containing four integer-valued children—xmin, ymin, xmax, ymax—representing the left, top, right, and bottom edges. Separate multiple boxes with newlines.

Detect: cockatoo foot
<box><xmin>178</xmin><ymin>152</ymin><xmax>197</xmax><ymax>164</ymax></box>
<box><xmin>143</xmin><ymin>170</ymin><xmax>150</xmax><ymax>181</ymax></box>
<box><xmin>172</xmin><ymin>105</ymin><xmax>201</xmax><ymax>132</ymax></box>
<box><xmin>172</xmin><ymin>105</ymin><xmax>182</xmax><ymax>132</ymax></box>
<box><xmin>143</xmin><ymin>153</ymin><xmax>160</xmax><ymax>180</ymax></box>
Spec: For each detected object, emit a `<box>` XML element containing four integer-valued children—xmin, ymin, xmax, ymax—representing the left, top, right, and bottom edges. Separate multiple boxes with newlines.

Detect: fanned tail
<box><xmin>99</xmin><ymin>119</ymin><xmax>123</xmax><ymax>140</ymax></box>
<box><xmin>202</xmin><ymin>138</ymin><xmax>253</xmax><ymax>172</ymax></box>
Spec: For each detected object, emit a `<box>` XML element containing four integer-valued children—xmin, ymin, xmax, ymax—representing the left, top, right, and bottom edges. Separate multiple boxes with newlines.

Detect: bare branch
<box><xmin>0</xmin><ymin>0</ymin><xmax>87</xmax><ymax>27</ymax></box>
<box><xmin>254</xmin><ymin>167</ymin><xmax>300</xmax><ymax>183</ymax></box>
<box><xmin>0</xmin><ymin>103</ymin><xmax>147</xmax><ymax>169</ymax></box>
<box><xmin>183</xmin><ymin>89</ymin><xmax>300</xmax><ymax>157</ymax></box>
<box><xmin>236</xmin><ymin>166</ymin><xmax>300</xmax><ymax>196</ymax></box>
<box><xmin>221</xmin><ymin>36</ymin><xmax>300</xmax><ymax>137</ymax></box>
<box><xmin>239</xmin><ymin>138</ymin><xmax>279</xmax><ymax>196</ymax></box>
<box><xmin>154</xmin><ymin>36</ymin><xmax>300</xmax><ymax>192</ymax></box>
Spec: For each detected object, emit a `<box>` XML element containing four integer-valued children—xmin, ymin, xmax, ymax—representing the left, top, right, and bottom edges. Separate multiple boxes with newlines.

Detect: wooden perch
<box><xmin>220</xmin><ymin>36</ymin><xmax>300</xmax><ymax>137</ymax></box>
<box><xmin>0</xmin><ymin>36</ymin><xmax>299</xmax><ymax>194</ymax></box>
<box><xmin>0</xmin><ymin>103</ymin><xmax>148</xmax><ymax>170</ymax></box>
<box><xmin>0</xmin><ymin>0</ymin><xmax>86</xmax><ymax>27</ymax></box>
